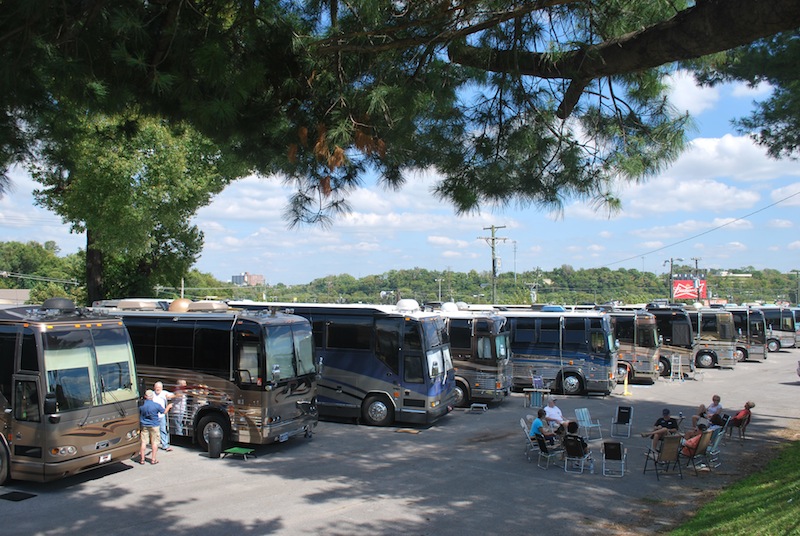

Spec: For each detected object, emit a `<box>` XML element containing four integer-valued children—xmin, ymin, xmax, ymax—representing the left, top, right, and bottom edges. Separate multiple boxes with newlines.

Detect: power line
<box><xmin>599</xmin><ymin>188</ymin><xmax>800</xmax><ymax>269</ymax></box>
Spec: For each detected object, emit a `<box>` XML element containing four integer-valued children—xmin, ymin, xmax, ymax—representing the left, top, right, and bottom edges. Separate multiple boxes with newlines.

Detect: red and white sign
<box><xmin>673</xmin><ymin>279</ymin><xmax>707</xmax><ymax>299</ymax></box>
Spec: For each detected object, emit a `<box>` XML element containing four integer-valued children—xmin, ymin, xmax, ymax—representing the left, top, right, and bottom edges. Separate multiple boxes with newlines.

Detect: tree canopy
<box><xmin>1</xmin><ymin>0</ymin><xmax>799</xmax><ymax>224</ymax></box>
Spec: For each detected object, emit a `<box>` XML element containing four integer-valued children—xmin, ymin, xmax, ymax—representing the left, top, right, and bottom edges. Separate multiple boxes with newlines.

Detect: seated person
<box><xmin>565</xmin><ymin>421</ymin><xmax>591</xmax><ymax>456</ymax></box>
<box><xmin>680</xmin><ymin>423</ymin><xmax>708</xmax><ymax>457</ymax></box>
<box><xmin>544</xmin><ymin>398</ymin><xmax>569</xmax><ymax>434</ymax></box>
<box><xmin>692</xmin><ymin>394</ymin><xmax>722</xmax><ymax>429</ymax></box>
<box><xmin>641</xmin><ymin>408</ymin><xmax>680</xmax><ymax>451</ymax></box>
<box><xmin>730</xmin><ymin>401</ymin><xmax>755</xmax><ymax>427</ymax></box>
<box><xmin>707</xmin><ymin>413</ymin><xmax>725</xmax><ymax>432</ymax></box>
<box><xmin>529</xmin><ymin>408</ymin><xmax>557</xmax><ymax>445</ymax></box>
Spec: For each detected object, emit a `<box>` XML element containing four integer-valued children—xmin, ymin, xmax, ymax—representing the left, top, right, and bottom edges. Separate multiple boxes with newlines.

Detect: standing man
<box><xmin>152</xmin><ymin>381</ymin><xmax>175</xmax><ymax>452</ymax></box>
<box><xmin>139</xmin><ymin>390</ymin><xmax>163</xmax><ymax>464</ymax></box>
<box><xmin>170</xmin><ymin>379</ymin><xmax>188</xmax><ymax>435</ymax></box>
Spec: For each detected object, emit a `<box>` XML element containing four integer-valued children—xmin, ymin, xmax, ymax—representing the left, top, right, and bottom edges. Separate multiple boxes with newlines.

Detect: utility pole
<box><xmin>663</xmin><ymin>257</ymin><xmax>684</xmax><ymax>302</ymax></box>
<box><xmin>691</xmin><ymin>257</ymin><xmax>702</xmax><ymax>302</ymax></box>
<box><xmin>478</xmin><ymin>225</ymin><xmax>507</xmax><ymax>303</ymax></box>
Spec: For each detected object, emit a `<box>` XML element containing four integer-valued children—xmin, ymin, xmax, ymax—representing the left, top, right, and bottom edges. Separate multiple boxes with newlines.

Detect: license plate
<box><xmin>99</xmin><ymin>453</ymin><xmax>112</xmax><ymax>464</ymax></box>
<box><xmin>279</xmin><ymin>433</ymin><xmax>289</xmax><ymax>442</ymax></box>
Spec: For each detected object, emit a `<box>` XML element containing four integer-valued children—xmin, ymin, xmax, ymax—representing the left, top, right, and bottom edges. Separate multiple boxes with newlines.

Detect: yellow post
<box><xmin>622</xmin><ymin>370</ymin><xmax>632</xmax><ymax>396</ymax></box>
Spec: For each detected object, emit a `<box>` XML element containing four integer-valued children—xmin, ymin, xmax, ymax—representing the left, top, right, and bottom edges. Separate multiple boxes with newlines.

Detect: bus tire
<box><xmin>657</xmin><ymin>357</ymin><xmax>670</xmax><ymax>377</ymax></box>
<box><xmin>196</xmin><ymin>414</ymin><xmax>229</xmax><ymax>451</ymax></box>
<box><xmin>734</xmin><ymin>347</ymin><xmax>748</xmax><ymax>362</ymax></box>
<box><xmin>454</xmin><ymin>381</ymin><xmax>470</xmax><ymax>408</ymax></box>
<box><xmin>767</xmin><ymin>339</ymin><xmax>781</xmax><ymax>353</ymax></box>
<box><xmin>362</xmin><ymin>395</ymin><xmax>394</xmax><ymax>426</ymax></box>
<box><xmin>560</xmin><ymin>374</ymin><xmax>583</xmax><ymax>395</ymax></box>
<box><xmin>695</xmin><ymin>352</ymin><xmax>716</xmax><ymax>369</ymax></box>
<box><xmin>0</xmin><ymin>442</ymin><xmax>9</xmax><ymax>485</ymax></box>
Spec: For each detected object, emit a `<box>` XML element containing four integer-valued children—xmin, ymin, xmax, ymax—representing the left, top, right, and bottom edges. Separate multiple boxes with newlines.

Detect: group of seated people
<box><xmin>528</xmin><ymin>398</ymin><xmax>570</xmax><ymax>443</ymax></box>
<box><xmin>640</xmin><ymin>395</ymin><xmax>755</xmax><ymax>454</ymax></box>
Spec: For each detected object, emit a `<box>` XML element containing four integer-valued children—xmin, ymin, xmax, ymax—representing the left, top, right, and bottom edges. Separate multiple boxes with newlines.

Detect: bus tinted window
<box><xmin>0</xmin><ymin>325</ymin><xmax>15</xmax><ymax>401</ymax></box>
<box><xmin>123</xmin><ymin>318</ymin><xmax>156</xmax><ymax>365</ymax></box>
<box><xmin>327</xmin><ymin>316</ymin><xmax>371</xmax><ymax>350</ymax></box>
<box><xmin>292</xmin><ymin>325</ymin><xmax>316</xmax><ymax>376</ymax></box>
<box><xmin>404</xmin><ymin>321</ymin><xmax>422</xmax><ymax>351</ymax></box>
<box><xmin>156</xmin><ymin>321</ymin><xmax>194</xmax><ymax>369</ymax></box>
<box><xmin>266</xmin><ymin>325</ymin><xmax>295</xmax><ymax>378</ymax></box>
<box><xmin>448</xmin><ymin>319</ymin><xmax>472</xmax><ymax>350</ymax></box>
<box><xmin>404</xmin><ymin>354</ymin><xmax>424</xmax><ymax>383</ymax></box>
<box><xmin>44</xmin><ymin>329</ymin><xmax>97</xmax><ymax>411</ymax></box>
<box><xmin>20</xmin><ymin>329</ymin><xmax>38</xmax><ymax>371</ymax></box>
<box><xmin>375</xmin><ymin>318</ymin><xmax>401</xmax><ymax>374</ymax></box>
<box><xmin>94</xmin><ymin>327</ymin><xmax>136</xmax><ymax>400</ymax></box>
<box><xmin>515</xmin><ymin>317</ymin><xmax>535</xmax><ymax>343</ymax></box>
<box><xmin>14</xmin><ymin>379</ymin><xmax>40</xmax><ymax>422</ymax></box>
<box><xmin>194</xmin><ymin>322</ymin><xmax>232</xmax><ymax>377</ymax></box>
<box><xmin>563</xmin><ymin>317</ymin><xmax>585</xmax><ymax>350</ymax></box>
<box><xmin>539</xmin><ymin>317</ymin><xmax>559</xmax><ymax>348</ymax></box>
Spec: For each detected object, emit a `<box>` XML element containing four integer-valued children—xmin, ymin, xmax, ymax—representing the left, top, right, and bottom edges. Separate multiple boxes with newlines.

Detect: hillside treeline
<box><xmin>1</xmin><ymin>241</ymin><xmax>797</xmax><ymax>306</ymax></box>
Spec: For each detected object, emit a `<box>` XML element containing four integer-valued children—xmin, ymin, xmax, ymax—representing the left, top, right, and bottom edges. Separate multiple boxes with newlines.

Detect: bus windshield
<box><xmin>44</xmin><ymin>326</ymin><xmax>137</xmax><ymax>411</ymax></box>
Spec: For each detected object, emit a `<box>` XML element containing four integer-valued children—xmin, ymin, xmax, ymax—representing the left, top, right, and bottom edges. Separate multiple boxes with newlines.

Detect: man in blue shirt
<box><xmin>529</xmin><ymin>408</ymin><xmax>557</xmax><ymax>444</ymax></box>
<box><xmin>139</xmin><ymin>389</ymin><xmax>164</xmax><ymax>465</ymax></box>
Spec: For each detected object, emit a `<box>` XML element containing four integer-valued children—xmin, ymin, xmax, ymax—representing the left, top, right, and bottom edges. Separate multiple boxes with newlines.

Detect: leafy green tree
<box><xmin>2</xmin><ymin>1</ymin><xmax>799</xmax><ymax>222</ymax></box>
<box><xmin>694</xmin><ymin>30</ymin><xmax>800</xmax><ymax>158</ymax></box>
<box><xmin>29</xmin><ymin>111</ymin><xmax>242</xmax><ymax>303</ymax></box>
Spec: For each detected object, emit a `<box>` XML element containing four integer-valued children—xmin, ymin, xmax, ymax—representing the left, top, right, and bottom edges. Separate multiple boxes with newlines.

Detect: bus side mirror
<box><xmin>658</xmin><ymin>335</ymin><xmax>664</xmax><ymax>344</ymax></box>
<box><xmin>271</xmin><ymin>364</ymin><xmax>281</xmax><ymax>383</ymax></box>
<box><xmin>615</xmin><ymin>339</ymin><xmax>620</xmax><ymax>350</ymax></box>
<box><xmin>44</xmin><ymin>392</ymin><xmax>57</xmax><ymax>414</ymax></box>
<box><xmin>431</xmin><ymin>362</ymin><xmax>440</xmax><ymax>377</ymax></box>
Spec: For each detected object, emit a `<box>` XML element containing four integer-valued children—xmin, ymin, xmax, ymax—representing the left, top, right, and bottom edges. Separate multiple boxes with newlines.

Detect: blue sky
<box><xmin>1</xmin><ymin>71</ymin><xmax>799</xmax><ymax>286</ymax></box>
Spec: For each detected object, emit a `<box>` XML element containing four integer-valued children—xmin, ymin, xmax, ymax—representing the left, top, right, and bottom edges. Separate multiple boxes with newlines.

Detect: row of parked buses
<box><xmin>4</xmin><ymin>296</ymin><xmax>795</xmax><ymax>486</ymax></box>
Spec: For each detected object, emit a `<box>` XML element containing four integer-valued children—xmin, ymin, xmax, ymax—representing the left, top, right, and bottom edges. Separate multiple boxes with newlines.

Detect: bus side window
<box><xmin>20</xmin><ymin>329</ymin><xmax>38</xmax><ymax>371</ymax></box>
<box><xmin>14</xmin><ymin>379</ymin><xmax>40</xmax><ymax>422</ymax></box>
<box><xmin>403</xmin><ymin>355</ymin><xmax>424</xmax><ymax>384</ymax></box>
<box><xmin>477</xmin><ymin>337</ymin><xmax>492</xmax><ymax>359</ymax></box>
<box><xmin>590</xmin><ymin>332</ymin><xmax>605</xmax><ymax>353</ymax></box>
<box><xmin>0</xmin><ymin>325</ymin><xmax>15</xmax><ymax>401</ymax></box>
<box><xmin>237</xmin><ymin>344</ymin><xmax>260</xmax><ymax>385</ymax></box>
<box><xmin>375</xmin><ymin>318</ymin><xmax>401</xmax><ymax>374</ymax></box>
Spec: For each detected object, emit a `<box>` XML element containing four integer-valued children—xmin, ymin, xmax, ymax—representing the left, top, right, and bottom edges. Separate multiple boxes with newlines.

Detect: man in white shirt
<box><xmin>544</xmin><ymin>398</ymin><xmax>569</xmax><ymax>434</ymax></box>
<box><xmin>152</xmin><ymin>381</ymin><xmax>175</xmax><ymax>451</ymax></box>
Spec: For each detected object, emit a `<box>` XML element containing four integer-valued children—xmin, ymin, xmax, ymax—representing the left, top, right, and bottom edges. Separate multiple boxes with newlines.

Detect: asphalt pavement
<box><xmin>2</xmin><ymin>348</ymin><xmax>799</xmax><ymax>535</ymax></box>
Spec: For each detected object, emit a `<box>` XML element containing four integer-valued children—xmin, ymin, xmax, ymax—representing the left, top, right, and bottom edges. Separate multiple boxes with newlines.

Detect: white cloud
<box><xmin>771</xmin><ymin>183</ymin><xmax>800</xmax><ymax>206</ymax></box>
<box><xmin>730</xmin><ymin>80</ymin><xmax>773</xmax><ymax>99</ymax></box>
<box><xmin>788</xmin><ymin>241</ymin><xmax>800</xmax><ymax>251</ymax></box>
<box><xmin>428</xmin><ymin>235</ymin><xmax>470</xmax><ymax>248</ymax></box>
<box><xmin>768</xmin><ymin>219</ymin><xmax>794</xmax><ymax>228</ymax></box>
<box><xmin>666</xmin><ymin>70</ymin><xmax>720</xmax><ymax>115</ymax></box>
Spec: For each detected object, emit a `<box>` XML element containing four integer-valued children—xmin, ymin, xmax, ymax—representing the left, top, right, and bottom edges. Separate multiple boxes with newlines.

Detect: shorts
<box><xmin>141</xmin><ymin>426</ymin><xmax>161</xmax><ymax>447</ymax></box>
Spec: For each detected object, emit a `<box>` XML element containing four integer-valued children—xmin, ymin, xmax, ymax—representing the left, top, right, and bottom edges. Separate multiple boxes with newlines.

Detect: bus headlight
<box><xmin>126</xmin><ymin>429</ymin><xmax>140</xmax><ymax>440</ymax></box>
<box><xmin>50</xmin><ymin>446</ymin><xmax>78</xmax><ymax>456</ymax></box>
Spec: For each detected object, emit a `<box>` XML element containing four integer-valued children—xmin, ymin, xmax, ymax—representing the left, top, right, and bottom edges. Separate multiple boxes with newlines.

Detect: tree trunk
<box><xmin>85</xmin><ymin>229</ymin><xmax>104</xmax><ymax>305</ymax></box>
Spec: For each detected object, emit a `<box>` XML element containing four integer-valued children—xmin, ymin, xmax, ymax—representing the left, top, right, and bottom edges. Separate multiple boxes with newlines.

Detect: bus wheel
<box><xmin>696</xmin><ymin>352</ymin><xmax>715</xmax><ymax>369</ymax></box>
<box><xmin>734</xmin><ymin>348</ymin><xmax>748</xmax><ymax>362</ymax></box>
<box><xmin>197</xmin><ymin>414</ymin><xmax>229</xmax><ymax>451</ymax></box>
<box><xmin>657</xmin><ymin>357</ymin><xmax>670</xmax><ymax>377</ymax></box>
<box><xmin>0</xmin><ymin>442</ymin><xmax>9</xmax><ymax>485</ymax></box>
<box><xmin>560</xmin><ymin>374</ymin><xmax>582</xmax><ymax>395</ymax></box>
<box><xmin>767</xmin><ymin>339</ymin><xmax>781</xmax><ymax>352</ymax></box>
<box><xmin>454</xmin><ymin>382</ymin><xmax>470</xmax><ymax>408</ymax></box>
<box><xmin>362</xmin><ymin>395</ymin><xmax>394</xmax><ymax>426</ymax></box>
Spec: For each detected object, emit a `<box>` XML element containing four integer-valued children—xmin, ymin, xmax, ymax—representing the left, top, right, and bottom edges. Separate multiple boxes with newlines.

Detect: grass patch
<box><xmin>669</xmin><ymin>441</ymin><xmax>800</xmax><ymax>535</ymax></box>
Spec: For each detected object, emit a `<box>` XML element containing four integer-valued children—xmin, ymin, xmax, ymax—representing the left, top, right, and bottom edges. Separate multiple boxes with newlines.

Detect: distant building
<box><xmin>0</xmin><ymin>288</ymin><xmax>31</xmax><ymax>304</ymax></box>
<box><xmin>231</xmin><ymin>272</ymin><xmax>265</xmax><ymax>287</ymax></box>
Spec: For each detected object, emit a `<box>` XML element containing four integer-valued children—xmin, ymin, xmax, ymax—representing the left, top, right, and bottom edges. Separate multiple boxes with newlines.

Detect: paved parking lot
<box><xmin>3</xmin><ymin>348</ymin><xmax>799</xmax><ymax>535</ymax></box>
